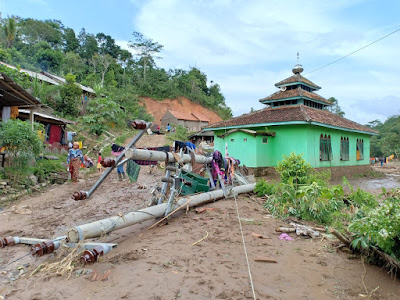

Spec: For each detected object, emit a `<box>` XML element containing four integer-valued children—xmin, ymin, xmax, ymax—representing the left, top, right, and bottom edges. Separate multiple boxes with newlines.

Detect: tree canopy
<box><xmin>0</xmin><ymin>15</ymin><xmax>232</xmax><ymax>122</ymax></box>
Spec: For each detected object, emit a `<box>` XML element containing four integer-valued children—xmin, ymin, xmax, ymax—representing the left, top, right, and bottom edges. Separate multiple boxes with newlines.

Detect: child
<box><xmin>97</xmin><ymin>152</ymin><xmax>103</xmax><ymax>172</ymax></box>
<box><xmin>84</xmin><ymin>155</ymin><xmax>94</xmax><ymax>168</ymax></box>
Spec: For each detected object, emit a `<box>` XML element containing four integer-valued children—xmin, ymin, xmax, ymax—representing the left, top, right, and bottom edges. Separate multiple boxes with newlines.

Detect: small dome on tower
<box><xmin>292</xmin><ymin>63</ymin><xmax>303</xmax><ymax>74</ymax></box>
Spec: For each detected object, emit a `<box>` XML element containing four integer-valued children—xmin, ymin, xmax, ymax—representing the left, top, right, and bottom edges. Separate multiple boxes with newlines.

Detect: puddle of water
<box><xmin>346</xmin><ymin>176</ymin><xmax>399</xmax><ymax>192</ymax></box>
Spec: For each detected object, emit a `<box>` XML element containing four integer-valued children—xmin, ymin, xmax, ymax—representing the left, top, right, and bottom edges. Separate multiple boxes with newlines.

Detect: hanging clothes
<box><xmin>10</xmin><ymin>106</ymin><xmax>19</xmax><ymax>119</ymax></box>
<box><xmin>211</xmin><ymin>150</ymin><xmax>225</xmax><ymax>180</ymax></box>
<box><xmin>48</xmin><ymin>124</ymin><xmax>62</xmax><ymax>144</ymax></box>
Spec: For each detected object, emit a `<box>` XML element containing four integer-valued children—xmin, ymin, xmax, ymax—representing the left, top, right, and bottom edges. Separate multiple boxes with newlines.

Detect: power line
<box><xmin>305</xmin><ymin>26</ymin><xmax>400</xmax><ymax>75</ymax></box>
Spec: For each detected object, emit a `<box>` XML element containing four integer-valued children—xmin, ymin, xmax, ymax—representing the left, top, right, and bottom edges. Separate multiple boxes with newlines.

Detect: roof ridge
<box><xmin>299</xmin><ymin>104</ymin><xmax>311</xmax><ymax>121</ymax></box>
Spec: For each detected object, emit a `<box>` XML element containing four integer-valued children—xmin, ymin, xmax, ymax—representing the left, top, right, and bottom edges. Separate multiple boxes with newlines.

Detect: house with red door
<box><xmin>17</xmin><ymin>109</ymin><xmax>74</xmax><ymax>147</ymax></box>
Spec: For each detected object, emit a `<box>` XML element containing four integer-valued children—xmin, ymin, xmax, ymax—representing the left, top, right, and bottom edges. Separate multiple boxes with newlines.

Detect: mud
<box><xmin>0</xmin><ymin>144</ymin><xmax>400</xmax><ymax>299</ymax></box>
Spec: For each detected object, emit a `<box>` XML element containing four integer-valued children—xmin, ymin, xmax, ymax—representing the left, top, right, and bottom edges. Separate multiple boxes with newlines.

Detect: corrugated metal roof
<box><xmin>0</xmin><ymin>72</ymin><xmax>41</xmax><ymax>107</ymax></box>
<box><xmin>18</xmin><ymin>109</ymin><xmax>74</xmax><ymax>125</ymax></box>
<box><xmin>0</xmin><ymin>62</ymin><xmax>95</xmax><ymax>94</ymax></box>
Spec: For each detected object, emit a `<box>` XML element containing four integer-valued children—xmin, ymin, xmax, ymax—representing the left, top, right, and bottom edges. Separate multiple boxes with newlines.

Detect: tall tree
<box><xmin>96</xmin><ymin>32</ymin><xmax>120</xmax><ymax>58</ymax></box>
<box><xmin>78</xmin><ymin>28</ymin><xmax>98</xmax><ymax>60</ymax></box>
<box><xmin>326</xmin><ymin>97</ymin><xmax>345</xmax><ymax>117</ymax></box>
<box><xmin>63</xmin><ymin>27</ymin><xmax>79</xmax><ymax>52</ymax></box>
<box><xmin>58</xmin><ymin>73</ymin><xmax>81</xmax><ymax>116</ymax></box>
<box><xmin>62</xmin><ymin>51</ymin><xmax>84</xmax><ymax>75</ymax></box>
<box><xmin>128</xmin><ymin>31</ymin><xmax>163</xmax><ymax>82</ymax></box>
<box><xmin>18</xmin><ymin>18</ymin><xmax>63</xmax><ymax>47</ymax></box>
<box><xmin>4</xmin><ymin>17</ymin><xmax>16</xmax><ymax>48</ymax></box>
<box><xmin>117</xmin><ymin>49</ymin><xmax>132</xmax><ymax>86</ymax></box>
<box><xmin>89</xmin><ymin>53</ymin><xmax>114</xmax><ymax>87</ymax></box>
<box><xmin>34</xmin><ymin>41</ymin><xmax>63</xmax><ymax>71</ymax></box>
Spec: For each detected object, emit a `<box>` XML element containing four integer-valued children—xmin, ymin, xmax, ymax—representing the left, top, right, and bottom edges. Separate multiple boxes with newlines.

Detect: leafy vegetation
<box><xmin>31</xmin><ymin>157</ymin><xmax>66</xmax><ymax>183</ymax></box>
<box><xmin>0</xmin><ymin>119</ymin><xmax>44</xmax><ymax>185</ymax></box>
<box><xmin>255</xmin><ymin>152</ymin><xmax>400</xmax><ymax>266</ymax></box>
<box><xmin>0</xmin><ymin>15</ymin><xmax>232</xmax><ymax>122</ymax></box>
<box><xmin>275</xmin><ymin>153</ymin><xmax>312</xmax><ymax>187</ymax></box>
<box><xmin>367</xmin><ymin>116</ymin><xmax>400</xmax><ymax>158</ymax></box>
<box><xmin>166</xmin><ymin>125</ymin><xmax>190</xmax><ymax>143</ymax></box>
<box><xmin>349</xmin><ymin>191</ymin><xmax>400</xmax><ymax>258</ymax></box>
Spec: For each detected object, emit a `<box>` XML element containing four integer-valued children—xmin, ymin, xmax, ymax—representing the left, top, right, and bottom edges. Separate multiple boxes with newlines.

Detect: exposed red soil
<box><xmin>139</xmin><ymin>96</ymin><xmax>223</xmax><ymax>126</ymax></box>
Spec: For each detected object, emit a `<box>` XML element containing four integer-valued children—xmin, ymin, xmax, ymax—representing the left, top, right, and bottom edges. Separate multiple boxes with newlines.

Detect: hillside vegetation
<box><xmin>367</xmin><ymin>117</ymin><xmax>400</xmax><ymax>158</ymax></box>
<box><xmin>0</xmin><ymin>15</ymin><xmax>232</xmax><ymax>128</ymax></box>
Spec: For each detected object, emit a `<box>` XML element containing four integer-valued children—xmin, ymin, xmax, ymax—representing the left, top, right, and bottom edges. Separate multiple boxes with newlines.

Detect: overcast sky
<box><xmin>1</xmin><ymin>0</ymin><xmax>400</xmax><ymax>125</ymax></box>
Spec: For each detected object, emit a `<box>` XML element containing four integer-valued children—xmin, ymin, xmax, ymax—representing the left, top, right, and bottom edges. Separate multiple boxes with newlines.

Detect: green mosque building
<box><xmin>204</xmin><ymin>62</ymin><xmax>377</xmax><ymax>176</ymax></box>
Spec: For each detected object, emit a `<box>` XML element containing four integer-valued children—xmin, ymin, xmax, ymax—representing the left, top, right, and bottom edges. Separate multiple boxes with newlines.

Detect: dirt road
<box><xmin>0</xmin><ymin>153</ymin><xmax>400</xmax><ymax>299</ymax></box>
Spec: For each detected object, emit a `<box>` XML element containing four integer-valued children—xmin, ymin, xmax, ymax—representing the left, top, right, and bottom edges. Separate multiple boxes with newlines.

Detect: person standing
<box><xmin>97</xmin><ymin>153</ymin><xmax>103</xmax><ymax>172</ymax></box>
<box><xmin>166</xmin><ymin>123</ymin><xmax>171</xmax><ymax>133</ymax></box>
<box><xmin>111</xmin><ymin>143</ymin><xmax>126</xmax><ymax>181</ymax></box>
<box><xmin>67</xmin><ymin>142</ymin><xmax>84</xmax><ymax>182</ymax></box>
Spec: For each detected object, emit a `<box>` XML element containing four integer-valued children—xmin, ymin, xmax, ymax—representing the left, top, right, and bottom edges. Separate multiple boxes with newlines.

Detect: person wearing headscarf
<box><xmin>67</xmin><ymin>142</ymin><xmax>84</xmax><ymax>182</ymax></box>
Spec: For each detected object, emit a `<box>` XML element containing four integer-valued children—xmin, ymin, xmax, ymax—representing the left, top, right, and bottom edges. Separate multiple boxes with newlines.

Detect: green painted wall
<box><xmin>214</xmin><ymin>124</ymin><xmax>371</xmax><ymax>168</ymax></box>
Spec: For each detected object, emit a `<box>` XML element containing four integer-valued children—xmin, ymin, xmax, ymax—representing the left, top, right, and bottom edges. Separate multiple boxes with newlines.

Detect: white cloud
<box><xmin>126</xmin><ymin>0</ymin><xmax>400</xmax><ymax>123</ymax></box>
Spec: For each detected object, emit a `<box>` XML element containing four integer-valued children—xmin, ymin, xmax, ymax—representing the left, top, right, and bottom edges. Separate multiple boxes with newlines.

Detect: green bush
<box><xmin>264</xmin><ymin>182</ymin><xmax>345</xmax><ymax>225</ymax></box>
<box><xmin>254</xmin><ymin>179</ymin><xmax>276</xmax><ymax>196</ymax></box>
<box><xmin>349</xmin><ymin>191</ymin><xmax>400</xmax><ymax>259</ymax></box>
<box><xmin>0</xmin><ymin>120</ymin><xmax>44</xmax><ymax>185</ymax></box>
<box><xmin>32</xmin><ymin>158</ymin><xmax>65</xmax><ymax>182</ymax></box>
<box><xmin>166</xmin><ymin>125</ymin><xmax>189</xmax><ymax>143</ymax></box>
<box><xmin>307</xmin><ymin>169</ymin><xmax>331</xmax><ymax>186</ymax></box>
<box><xmin>275</xmin><ymin>153</ymin><xmax>312</xmax><ymax>187</ymax></box>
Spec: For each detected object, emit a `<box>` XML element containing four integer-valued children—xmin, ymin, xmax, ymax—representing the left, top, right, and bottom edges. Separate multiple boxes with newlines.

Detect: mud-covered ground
<box><xmin>0</xmin><ymin>148</ymin><xmax>400</xmax><ymax>299</ymax></box>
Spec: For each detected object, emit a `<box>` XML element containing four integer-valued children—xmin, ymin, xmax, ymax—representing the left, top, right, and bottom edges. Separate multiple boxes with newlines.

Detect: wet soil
<box><xmin>0</xmin><ymin>144</ymin><xmax>400</xmax><ymax>299</ymax></box>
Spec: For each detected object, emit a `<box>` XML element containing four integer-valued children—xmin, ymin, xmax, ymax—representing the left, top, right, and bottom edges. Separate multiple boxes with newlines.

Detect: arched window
<box><xmin>320</xmin><ymin>134</ymin><xmax>332</xmax><ymax>161</ymax></box>
<box><xmin>356</xmin><ymin>138</ymin><xmax>364</xmax><ymax>160</ymax></box>
<box><xmin>340</xmin><ymin>136</ymin><xmax>349</xmax><ymax>161</ymax></box>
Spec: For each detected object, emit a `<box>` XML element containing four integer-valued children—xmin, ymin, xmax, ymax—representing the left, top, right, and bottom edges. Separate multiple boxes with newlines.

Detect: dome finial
<box><xmin>292</xmin><ymin>52</ymin><xmax>303</xmax><ymax>74</ymax></box>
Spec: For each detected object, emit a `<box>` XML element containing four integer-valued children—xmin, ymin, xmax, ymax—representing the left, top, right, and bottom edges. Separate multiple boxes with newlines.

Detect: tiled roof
<box><xmin>192</xmin><ymin>112</ymin><xmax>210</xmax><ymax>122</ymax></box>
<box><xmin>275</xmin><ymin>74</ymin><xmax>320</xmax><ymax>89</ymax></box>
<box><xmin>206</xmin><ymin>105</ymin><xmax>377</xmax><ymax>134</ymax></box>
<box><xmin>168</xmin><ymin>110</ymin><xmax>199</xmax><ymax>121</ymax></box>
<box><xmin>259</xmin><ymin>87</ymin><xmax>332</xmax><ymax>105</ymax></box>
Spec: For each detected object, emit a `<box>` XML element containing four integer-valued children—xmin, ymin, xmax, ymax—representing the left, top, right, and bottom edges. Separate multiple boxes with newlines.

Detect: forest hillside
<box><xmin>0</xmin><ymin>15</ymin><xmax>232</xmax><ymax>127</ymax></box>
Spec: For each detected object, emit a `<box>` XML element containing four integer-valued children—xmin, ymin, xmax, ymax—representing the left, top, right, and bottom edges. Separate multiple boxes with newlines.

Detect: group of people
<box><xmin>66</xmin><ymin>142</ymin><xmax>126</xmax><ymax>183</ymax></box>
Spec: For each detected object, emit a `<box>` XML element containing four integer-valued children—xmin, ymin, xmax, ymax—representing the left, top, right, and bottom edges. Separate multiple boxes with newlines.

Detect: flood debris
<box><xmin>276</xmin><ymin>222</ymin><xmax>321</xmax><ymax>238</ymax></box>
<box><xmin>254</xmin><ymin>258</ymin><xmax>278</xmax><ymax>263</ymax></box>
<box><xmin>251</xmin><ymin>232</ymin><xmax>271</xmax><ymax>239</ymax></box>
<box><xmin>1</xmin><ymin>120</ymin><xmax>254</xmax><ymax>269</ymax></box>
<box><xmin>191</xmin><ymin>231</ymin><xmax>209</xmax><ymax>246</ymax></box>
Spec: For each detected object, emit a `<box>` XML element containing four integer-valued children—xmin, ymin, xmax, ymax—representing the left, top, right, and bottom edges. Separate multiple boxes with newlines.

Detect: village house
<box><xmin>204</xmin><ymin>63</ymin><xmax>378</xmax><ymax>177</ymax></box>
<box><xmin>0</xmin><ymin>72</ymin><xmax>41</xmax><ymax>121</ymax></box>
<box><xmin>0</xmin><ymin>72</ymin><xmax>74</xmax><ymax>154</ymax></box>
<box><xmin>161</xmin><ymin>110</ymin><xmax>210</xmax><ymax>132</ymax></box>
<box><xmin>0</xmin><ymin>61</ymin><xmax>96</xmax><ymax>100</ymax></box>
<box><xmin>18</xmin><ymin>109</ymin><xmax>74</xmax><ymax>147</ymax></box>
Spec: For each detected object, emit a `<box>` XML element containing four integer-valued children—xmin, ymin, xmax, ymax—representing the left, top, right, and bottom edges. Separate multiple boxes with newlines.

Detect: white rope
<box><xmin>233</xmin><ymin>192</ymin><xmax>257</xmax><ymax>300</ymax></box>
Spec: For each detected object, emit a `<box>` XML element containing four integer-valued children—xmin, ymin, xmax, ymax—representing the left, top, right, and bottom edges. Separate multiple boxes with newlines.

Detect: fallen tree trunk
<box><xmin>329</xmin><ymin>227</ymin><xmax>350</xmax><ymax>246</ymax></box>
<box><xmin>67</xmin><ymin>184</ymin><xmax>255</xmax><ymax>242</ymax></box>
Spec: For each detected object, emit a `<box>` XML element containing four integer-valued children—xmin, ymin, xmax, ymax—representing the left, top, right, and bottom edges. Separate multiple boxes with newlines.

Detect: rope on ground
<box><xmin>233</xmin><ymin>192</ymin><xmax>257</xmax><ymax>300</ymax></box>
